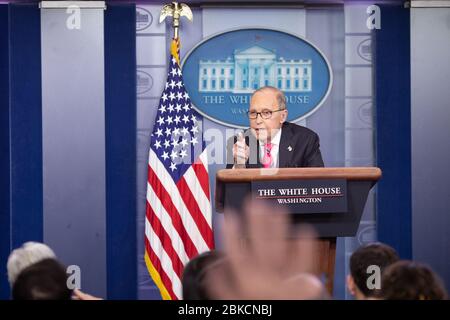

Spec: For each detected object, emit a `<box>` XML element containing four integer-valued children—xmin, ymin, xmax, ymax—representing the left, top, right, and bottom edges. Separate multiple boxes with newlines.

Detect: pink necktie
<box><xmin>262</xmin><ymin>143</ymin><xmax>273</xmax><ymax>168</ymax></box>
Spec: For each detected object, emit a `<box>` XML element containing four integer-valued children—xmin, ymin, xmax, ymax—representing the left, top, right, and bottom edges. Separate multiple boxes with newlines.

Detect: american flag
<box><xmin>144</xmin><ymin>39</ymin><xmax>214</xmax><ymax>300</ymax></box>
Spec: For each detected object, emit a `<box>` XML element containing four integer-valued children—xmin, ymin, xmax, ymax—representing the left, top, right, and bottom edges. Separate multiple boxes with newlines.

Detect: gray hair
<box><xmin>7</xmin><ymin>242</ymin><xmax>56</xmax><ymax>286</ymax></box>
<box><xmin>251</xmin><ymin>86</ymin><xmax>287</xmax><ymax>110</ymax></box>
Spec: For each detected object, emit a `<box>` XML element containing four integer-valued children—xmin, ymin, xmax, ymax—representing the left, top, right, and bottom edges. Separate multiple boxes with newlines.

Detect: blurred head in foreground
<box><xmin>381</xmin><ymin>260</ymin><xmax>448</xmax><ymax>300</ymax></box>
<box><xmin>12</xmin><ymin>258</ymin><xmax>71</xmax><ymax>300</ymax></box>
<box><xmin>347</xmin><ymin>242</ymin><xmax>399</xmax><ymax>300</ymax></box>
<box><xmin>182</xmin><ymin>250</ymin><xmax>226</xmax><ymax>300</ymax></box>
<box><xmin>7</xmin><ymin>241</ymin><xmax>57</xmax><ymax>287</ymax></box>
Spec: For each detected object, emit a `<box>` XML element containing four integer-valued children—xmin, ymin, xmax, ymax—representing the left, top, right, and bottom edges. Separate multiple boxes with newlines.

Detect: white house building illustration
<box><xmin>198</xmin><ymin>45</ymin><xmax>312</xmax><ymax>93</ymax></box>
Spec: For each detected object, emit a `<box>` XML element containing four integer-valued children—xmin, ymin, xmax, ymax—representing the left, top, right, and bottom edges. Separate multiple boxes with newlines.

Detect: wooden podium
<box><xmin>215</xmin><ymin>167</ymin><xmax>382</xmax><ymax>294</ymax></box>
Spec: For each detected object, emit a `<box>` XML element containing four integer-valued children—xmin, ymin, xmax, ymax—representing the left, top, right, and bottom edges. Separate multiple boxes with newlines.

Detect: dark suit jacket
<box><xmin>226</xmin><ymin>122</ymin><xmax>324</xmax><ymax>168</ymax></box>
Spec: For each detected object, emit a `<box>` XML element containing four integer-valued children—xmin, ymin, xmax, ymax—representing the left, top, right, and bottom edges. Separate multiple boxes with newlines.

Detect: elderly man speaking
<box><xmin>227</xmin><ymin>86</ymin><xmax>324</xmax><ymax>169</ymax></box>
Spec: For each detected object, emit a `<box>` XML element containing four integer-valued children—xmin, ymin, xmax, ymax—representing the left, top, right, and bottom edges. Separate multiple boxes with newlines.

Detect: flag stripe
<box><xmin>148</xmin><ymin>166</ymin><xmax>199</xmax><ymax>259</ymax></box>
<box><xmin>146</xmin><ymin>182</ymin><xmax>190</xmax><ymax>265</ymax></box>
<box><xmin>199</xmin><ymin>149</ymin><xmax>209</xmax><ymax>173</ymax></box>
<box><xmin>192</xmin><ymin>161</ymin><xmax>211</xmax><ymax>201</ymax></box>
<box><xmin>144</xmin><ymin>237</ymin><xmax>177</xmax><ymax>300</ymax></box>
<box><xmin>177</xmin><ymin>177</ymin><xmax>214</xmax><ymax>249</ymax></box>
<box><xmin>145</xmin><ymin>221</ymin><xmax>182</xmax><ymax>299</ymax></box>
<box><xmin>183</xmin><ymin>165</ymin><xmax>212</xmax><ymax>229</ymax></box>
<box><xmin>145</xmin><ymin>201</ymin><xmax>184</xmax><ymax>279</ymax></box>
<box><xmin>149</xmin><ymin>150</ymin><xmax>209</xmax><ymax>253</ymax></box>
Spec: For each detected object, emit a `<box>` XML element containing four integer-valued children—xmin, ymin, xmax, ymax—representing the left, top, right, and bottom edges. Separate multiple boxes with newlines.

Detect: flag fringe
<box><xmin>170</xmin><ymin>39</ymin><xmax>180</xmax><ymax>66</ymax></box>
<box><xmin>144</xmin><ymin>251</ymin><xmax>173</xmax><ymax>300</ymax></box>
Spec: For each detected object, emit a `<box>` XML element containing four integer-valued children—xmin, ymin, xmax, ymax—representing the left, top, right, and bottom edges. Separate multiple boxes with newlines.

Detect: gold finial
<box><xmin>159</xmin><ymin>2</ymin><xmax>193</xmax><ymax>40</ymax></box>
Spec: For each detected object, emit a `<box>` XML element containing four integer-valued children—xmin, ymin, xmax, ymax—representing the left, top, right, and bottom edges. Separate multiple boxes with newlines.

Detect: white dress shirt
<box><xmin>259</xmin><ymin>128</ymin><xmax>282</xmax><ymax>168</ymax></box>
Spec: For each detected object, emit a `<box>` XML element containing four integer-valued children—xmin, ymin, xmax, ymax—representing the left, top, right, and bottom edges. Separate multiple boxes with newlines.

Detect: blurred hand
<box><xmin>72</xmin><ymin>289</ymin><xmax>102</xmax><ymax>300</ymax></box>
<box><xmin>206</xmin><ymin>199</ymin><xmax>325</xmax><ymax>300</ymax></box>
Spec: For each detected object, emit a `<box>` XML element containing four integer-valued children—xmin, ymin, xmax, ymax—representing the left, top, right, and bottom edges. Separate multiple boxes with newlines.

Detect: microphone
<box><xmin>234</xmin><ymin>131</ymin><xmax>246</xmax><ymax>168</ymax></box>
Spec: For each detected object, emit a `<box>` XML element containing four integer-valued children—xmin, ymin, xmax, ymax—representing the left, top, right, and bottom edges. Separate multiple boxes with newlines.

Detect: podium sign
<box><xmin>252</xmin><ymin>179</ymin><xmax>347</xmax><ymax>214</ymax></box>
<box><xmin>215</xmin><ymin>167</ymin><xmax>381</xmax><ymax>238</ymax></box>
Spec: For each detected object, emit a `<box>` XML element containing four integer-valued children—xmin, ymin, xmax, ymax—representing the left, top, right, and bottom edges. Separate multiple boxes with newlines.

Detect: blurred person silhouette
<box><xmin>12</xmin><ymin>258</ymin><xmax>72</xmax><ymax>300</ymax></box>
<box><xmin>347</xmin><ymin>242</ymin><xmax>399</xmax><ymax>300</ymax></box>
<box><xmin>7</xmin><ymin>241</ymin><xmax>56</xmax><ymax>287</ymax></box>
<box><xmin>182</xmin><ymin>250</ymin><xmax>226</xmax><ymax>300</ymax></box>
<box><xmin>7</xmin><ymin>241</ymin><xmax>101</xmax><ymax>300</ymax></box>
<box><xmin>381</xmin><ymin>260</ymin><xmax>448</xmax><ymax>300</ymax></box>
<box><xmin>283</xmin><ymin>273</ymin><xmax>329</xmax><ymax>300</ymax></box>
<box><xmin>205</xmin><ymin>198</ymin><xmax>325</xmax><ymax>300</ymax></box>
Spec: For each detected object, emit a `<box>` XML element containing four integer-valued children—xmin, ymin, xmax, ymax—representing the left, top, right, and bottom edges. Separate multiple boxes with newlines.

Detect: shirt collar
<box><xmin>259</xmin><ymin>128</ymin><xmax>282</xmax><ymax>147</ymax></box>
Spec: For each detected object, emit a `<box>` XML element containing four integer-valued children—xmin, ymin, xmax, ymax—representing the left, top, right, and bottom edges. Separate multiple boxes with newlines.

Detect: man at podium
<box><xmin>227</xmin><ymin>86</ymin><xmax>324</xmax><ymax>169</ymax></box>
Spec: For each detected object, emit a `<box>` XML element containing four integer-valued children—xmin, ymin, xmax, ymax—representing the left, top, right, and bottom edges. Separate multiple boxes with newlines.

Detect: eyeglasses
<box><xmin>247</xmin><ymin>108</ymin><xmax>285</xmax><ymax>120</ymax></box>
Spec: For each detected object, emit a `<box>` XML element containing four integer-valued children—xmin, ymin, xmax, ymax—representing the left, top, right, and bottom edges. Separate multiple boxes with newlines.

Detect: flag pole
<box><xmin>146</xmin><ymin>2</ymin><xmax>214</xmax><ymax>301</ymax></box>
